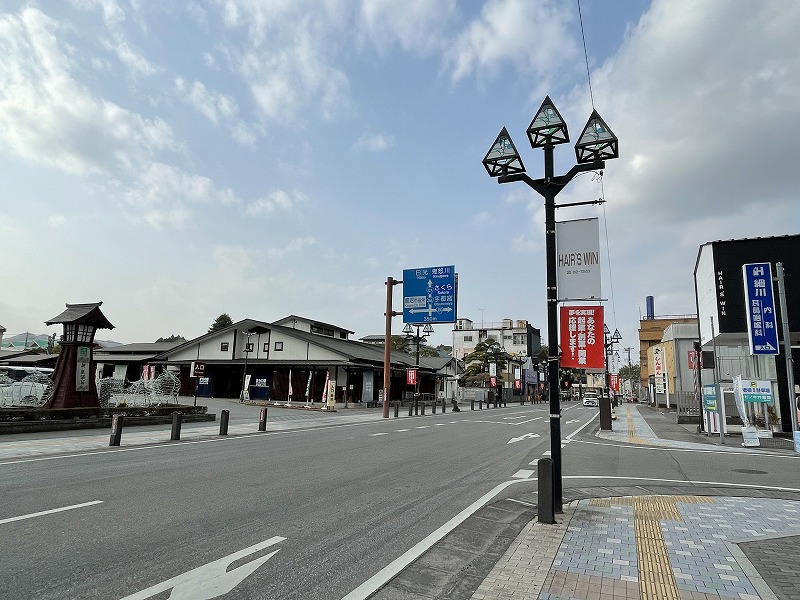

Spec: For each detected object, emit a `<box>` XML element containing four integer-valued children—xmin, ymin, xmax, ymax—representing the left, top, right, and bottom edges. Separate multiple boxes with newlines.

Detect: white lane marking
<box><xmin>395</xmin><ymin>429</ymin><xmax>409</xmax><ymax>432</ymax></box>
<box><xmin>120</xmin><ymin>536</ymin><xmax>285</xmax><ymax>600</ymax></box>
<box><xmin>415</xmin><ymin>426</ymin><xmax>430</xmax><ymax>429</ymax></box>
<box><xmin>341</xmin><ymin>479</ymin><xmax>532</xmax><ymax>600</ymax></box>
<box><xmin>572</xmin><ymin>438</ymin><xmax>800</xmax><ymax>458</ymax></box>
<box><xmin>370</xmin><ymin>433</ymin><xmax>389</xmax><ymax>437</ymax></box>
<box><xmin>542</xmin><ymin>450</ymin><xmax>551</xmax><ymax>456</ymax></box>
<box><xmin>507</xmin><ymin>498</ymin><xmax>536</xmax><ymax>507</ymax></box>
<box><xmin>565</xmin><ymin>419</ymin><xmax>581</xmax><ymax>425</ymax></box>
<box><xmin>503</xmin><ymin>416</ymin><xmax>528</xmax><ymax>420</ymax></box>
<box><xmin>434</xmin><ymin>423</ymin><xmax>446</xmax><ymax>426</ymax></box>
<box><xmin>528</xmin><ymin>458</ymin><xmax>540</xmax><ymax>467</ymax></box>
<box><xmin>507</xmin><ymin>433</ymin><xmax>541</xmax><ymax>445</ymax></box>
<box><xmin>0</xmin><ymin>500</ymin><xmax>103</xmax><ymax>525</ymax></box>
<box><xmin>514</xmin><ymin>417</ymin><xmax>543</xmax><ymax>425</ymax></box>
<box><xmin>512</xmin><ymin>469</ymin><xmax>534</xmax><ymax>479</ymax></box>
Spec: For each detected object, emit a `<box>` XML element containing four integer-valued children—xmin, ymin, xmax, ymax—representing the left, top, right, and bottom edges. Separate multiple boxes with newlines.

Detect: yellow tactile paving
<box><xmin>625</xmin><ymin>405</ymin><xmax>665</xmax><ymax>445</ymax></box>
<box><xmin>592</xmin><ymin>496</ymin><xmax>714</xmax><ymax>600</ymax></box>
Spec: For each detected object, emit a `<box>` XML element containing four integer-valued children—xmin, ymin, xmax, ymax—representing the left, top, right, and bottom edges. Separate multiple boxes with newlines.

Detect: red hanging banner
<box><xmin>406</xmin><ymin>369</ymin><xmax>417</xmax><ymax>385</ymax></box>
<box><xmin>560</xmin><ymin>306</ymin><xmax>604</xmax><ymax>369</ymax></box>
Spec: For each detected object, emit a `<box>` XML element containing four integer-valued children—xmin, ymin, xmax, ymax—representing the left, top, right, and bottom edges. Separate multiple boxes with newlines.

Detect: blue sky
<box><xmin>1</xmin><ymin>0</ymin><xmax>798</xmax><ymax>357</ymax></box>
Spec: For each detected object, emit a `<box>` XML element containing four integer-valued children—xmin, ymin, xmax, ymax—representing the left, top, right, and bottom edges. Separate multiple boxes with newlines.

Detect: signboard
<box><xmin>191</xmin><ymin>361</ymin><xmax>205</xmax><ymax>377</ymax></box>
<box><xmin>741</xmin><ymin>379</ymin><xmax>773</xmax><ymax>403</ymax></box>
<box><xmin>406</xmin><ymin>369</ymin><xmax>417</xmax><ymax>385</ymax></box>
<box><xmin>609</xmin><ymin>374</ymin><xmax>619</xmax><ymax>392</ymax></box>
<box><xmin>326</xmin><ymin>379</ymin><xmax>337</xmax><ymax>408</ymax></box>
<box><xmin>76</xmin><ymin>346</ymin><xmax>90</xmax><ymax>392</ymax></box>
<box><xmin>742</xmin><ymin>426</ymin><xmax>761</xmax><ymax>447</ymax></box>
<box><xmin>556</xmin><ymin>218</ymin><xmax>602</xmax><ymax>300</ymax></box>
<box><xmin>688</xmin><ymin>350</ymin><xmax>703</xmax><ymax>370</ymax></box>
<box><xmin>742</xmin><ymin>263</ymin><xmax>779</xmax><ymax>355</ymax></box>
<box><xmin>559</xmin><ymin>306</ymin><xmax>604</xmax><ymax>369</ymax></box>
<box><xmin>653</xmin><ymin>346</ymin><xmax>664</xmax><ymax>377</ymax></box>
<box><xmin>702</xmin><ymin>384</ymin><xmax>717</xmax><ymax>411</ymax></box>
<box><xmin>489</xmin><ymin>376</ymin><xmax>497</xmax><ymax>388</ymax></box>
<box><xmin>402</xmin><ymin>265</ymin><xmax>456</xmax><ymax>324</ymax></box>
<box><xmin>489</xmin><ymin>363</ymin><xmax>497</xmax><ymax>377</ymax></box>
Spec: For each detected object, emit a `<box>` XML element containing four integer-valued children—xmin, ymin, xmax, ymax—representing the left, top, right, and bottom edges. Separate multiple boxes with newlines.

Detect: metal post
<box><xmin>544</xmin><ymin>144</ymin><xmax>563</xmax><ymax>512</ymax></box>
<box><xmin>442</xmin><ymin>398</ymin><xmax>446</xmax><ymax>413</ymax></box>
<box><xmin>408</xmin><ymin>401</ymin><xmax>413</xmax><ymax>417</ymax></box>
<box><xmin>421</xmin><ymin>402</ymin><xmax>426</xmax><ymax>416</ymax></box>
<box><xmin>711</xmin><ymin>316</ymin><xmax>725</xmax><ymax>444</ymax></box>
<box><xmin>776</xmin><ymin>263</ymin><xmax>798</xmax><ymax>439</ymax></box>
<box><xmin>171</xmin><ymin>411</ymin><xmax>182</xmax><ymax>441</ymax></box>
<box><xmin>471</xmin><ymin>398</ymin><xmax>475</xmax><ymax>410</ymax></box>
<box><xmin>259</xmin><ymin>407</ymin><xmax>267</xmax><ymax>431</ymax></box>
<box><xmin>109</xmin><ymin>414</ymin><xmax>124</xmax><ymax>446</ymax></box>
<box><xmin>537</xmin><ymin>458</ymin><xmax>555</xmax><ymax>524</ymax></box>
<box><xmin>394</xmin><ymin>402</ymin><xmax>399</xmax><ymax>418</ymax></box>
<box><xmin>219</xmin><ymin>409</ymin><xmax>230</xmax><ymax>435</ymax></box>
<box><xmin>432</xmin><ymin>400</ymin><xmax>437</xmax><ymax>414</ymax></box>
<box><xmin>383</xmin><ymin>277</ymin><xmax>394</xmax><ymax>418</ymax></box>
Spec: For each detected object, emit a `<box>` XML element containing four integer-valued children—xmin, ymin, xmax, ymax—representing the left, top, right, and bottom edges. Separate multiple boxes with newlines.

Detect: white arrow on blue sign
<box><xmin>742</xmin><ymin>262</ymin><xmax>779</xmax><ymax>355</ymax></box>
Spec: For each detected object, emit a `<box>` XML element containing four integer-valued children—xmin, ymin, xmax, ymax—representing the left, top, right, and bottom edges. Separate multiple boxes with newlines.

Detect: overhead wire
<box><xmin>577</xmin><ymin>0</ymin><xmax>616</xmax><ymax>329</ymax></box>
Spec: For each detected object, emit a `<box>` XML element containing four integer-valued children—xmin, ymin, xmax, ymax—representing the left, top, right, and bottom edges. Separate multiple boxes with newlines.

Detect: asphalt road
<box><xmin>0</xmin><ymin>403</ymin><xmax>558</xmax><ymax>600</ymax></box>
<box><xmin>2</xmin><ymin>402</ymin><xmax>799</xmax><ymax>600</ymax></box>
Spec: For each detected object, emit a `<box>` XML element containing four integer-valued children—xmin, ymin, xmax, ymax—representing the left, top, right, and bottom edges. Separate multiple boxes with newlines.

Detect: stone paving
<box><xmin>469</xmin><ymin>404</ymin><xmax>800</xmax><ymax>600</ymax></box>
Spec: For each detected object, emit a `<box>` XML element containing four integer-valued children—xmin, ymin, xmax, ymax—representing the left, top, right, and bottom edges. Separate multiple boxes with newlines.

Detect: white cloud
<box><xmin>104</xmin><ymin>37</ymin><xmax>158</xmax><ymax>76</ymax></box>
<box><xmin>246</xmin><ymin>189</ymin><xmax>304</xmax><ymax>216</ymax></box>
<box><xmin>124</xmin><ymin>162</ymin><xmax>237</xmax><ymax>229</ymax></box>
<box><xmin>355</xmin><ymin>132</ymin><xmax>395</xmax><ymax>152</ymax></box>
<box><xmin>214</xmin><ymin>0</ymin><xmax>351</xmax><ymax>124</ymax></box>
<box><xmin>69</xmin><ymin>0</ymin><xmax>126</xmax><ymax>29</ymax></box>
<box><xmin>444</xmin><ymin>0</ymin><xmax>577</xmax><ymax>84</ymax></box>
<box><xmin>358</xmin><ymin>0</ymin><xmax>456</xmax><ymax>55</ymax></box>
<box><xmin>0</xmin><ymin>8</ymin><xmax>175</xmax><ymax>176</ymax></box>
<box><xmin>174</xmin><ymin>77</ymin><xmax>238</xmax><ymax>124</ymax></box>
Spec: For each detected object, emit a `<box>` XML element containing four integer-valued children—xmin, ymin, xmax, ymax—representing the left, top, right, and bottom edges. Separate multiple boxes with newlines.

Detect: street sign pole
<box><xmin>776</xmin><ymin>263</ymin><xmax>798</xmax><ymax>441</ymax></box>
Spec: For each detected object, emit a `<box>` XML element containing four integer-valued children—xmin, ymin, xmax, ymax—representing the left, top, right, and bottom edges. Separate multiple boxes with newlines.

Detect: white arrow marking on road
<box><xmin>507</xmin><ymin>433</ymin><xmax>540</xmax><ymax>444</ymax></box>
<box><xmin>120</xmin><ymin>536</ymin><xmax>286</xmax><ymax>600</ymax></box>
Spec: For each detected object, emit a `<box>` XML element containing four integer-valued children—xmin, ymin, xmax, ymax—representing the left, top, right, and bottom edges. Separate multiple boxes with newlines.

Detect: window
<box><xmin>275</xmin><ymin>341</ymin><xmax>284</xmax><ymax>351</ymax></box>
<box><xmin>478</xmin><ymin>330</ymin><xmax>488</xmax><ymax>340</ymax></box>
<box><xmin>463</xmin><ymin>335</ymin><xmax>473</xmax><ymax>342</ymax></box>
<box><xmin>311</xmin><ymin>325</ymin><xmax>334</xmax><ymax>337</ymax></box>
<box><xmin>263</xmin><ymin>342</ymin><xmax>269</xmax><ymax>352</ymax></box>
<box><xmin>513</xmin><ymin>333</ymin><xmax>526</xmax><ymax>345</ymax></box>
<box><xmin>220</xmin><ymin>342</ymin><xmax>229</xmax><ymax>351</ymax></box>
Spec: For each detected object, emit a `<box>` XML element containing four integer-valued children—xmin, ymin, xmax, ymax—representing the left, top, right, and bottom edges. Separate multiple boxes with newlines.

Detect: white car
<box><xmin>582</xmin><ymin>393</ymin><xmax>598</xmax><ymax>407</ymax></box>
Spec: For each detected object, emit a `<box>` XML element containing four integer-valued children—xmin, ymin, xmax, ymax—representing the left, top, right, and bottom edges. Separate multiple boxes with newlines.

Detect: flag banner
<box><xmin>560</xmin><ymin>306</ymin><xmax>604</xmax><ymax>369</ymax></box>
<box><xmin>556</xmin><ymin>218</ymin><xmax>602</xmax><ymax>301</ymax></box>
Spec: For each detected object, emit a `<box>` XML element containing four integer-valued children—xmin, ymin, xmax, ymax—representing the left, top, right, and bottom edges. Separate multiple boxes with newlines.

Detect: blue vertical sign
<box><xmin>742</xmin><ymin>262</ymin><xmax>779</xmax><ymax>355</ymax></box>
<box><xmin>402</xmin><ymin>265</ymin><xmax>456</xmax><ymax>324</ymax></box>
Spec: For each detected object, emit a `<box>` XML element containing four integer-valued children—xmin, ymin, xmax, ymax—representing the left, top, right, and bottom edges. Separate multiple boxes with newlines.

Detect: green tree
<box><xmin>460</xmin><ymin>339</ymin><xmax>508</xmax><ymax>386</ymax></box>
<box><xmin>208</xmin><ymin>313</ymin><xmax>233</xmax><ymax>333</ymax></box>
<box><xmin>390</xmin><ymin>335</ymin><xmax>411</xmax><ymax>352</ymax></box>
<box><xmin>156</xmin><ymin>334</ymin><xmax>187</xmax><ymax>343</ymax></box>
<box><xmin>619</xmin><ymin>363</ymin><xmax>640</xmax><ymax>382</ymax></box>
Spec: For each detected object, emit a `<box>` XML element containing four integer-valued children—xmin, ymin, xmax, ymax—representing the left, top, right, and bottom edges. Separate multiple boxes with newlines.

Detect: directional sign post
<box><xmin>742</xmin><ymin>263</ymin><xmax>779</xmax><ymax>355</ymax></box>
<box><xmin>402</xmin><ymin>265</ymin><xmax>456</xmax><ymax>324</ymax></box>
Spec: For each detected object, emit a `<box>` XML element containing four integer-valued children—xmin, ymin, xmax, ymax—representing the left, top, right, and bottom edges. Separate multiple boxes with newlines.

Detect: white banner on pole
<box><xmin>556</xmin><ymin>217</ymin><xmax>602</xmax><ymax>301</ymax></box>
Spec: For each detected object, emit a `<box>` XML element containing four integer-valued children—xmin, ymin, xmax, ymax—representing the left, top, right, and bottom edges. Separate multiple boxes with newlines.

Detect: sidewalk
<box><xmin>469</xmin><ymin>403</ymin><xmax>800</xmax><ymax>600</ymax></box>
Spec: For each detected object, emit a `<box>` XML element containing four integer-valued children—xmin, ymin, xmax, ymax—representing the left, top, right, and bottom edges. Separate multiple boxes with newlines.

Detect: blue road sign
<box><xmin>742</xmin><ymin>262</ymin><xmax>779</xmax><ymax>355</ymax></box>
<box><xmin>402</xmin><ymin>265</ymin><xmax>456</xmax><ymax>324</ymax></box>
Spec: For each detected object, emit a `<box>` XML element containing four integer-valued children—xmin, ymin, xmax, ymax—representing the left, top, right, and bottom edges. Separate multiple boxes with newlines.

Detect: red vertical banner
<box><xmin>407</xmin><ymin>369</ymin><xmax>417</xmax><ymax>385</ymax></box>
<box><xmin>609</xmin><ymin>374</ymin><xmax>620</xmax><ymax>391</ymax></box>
<box><xmin>560</xmin><ymin>306</ymin><xmax>604</xmax><ymax>369</ymax></box>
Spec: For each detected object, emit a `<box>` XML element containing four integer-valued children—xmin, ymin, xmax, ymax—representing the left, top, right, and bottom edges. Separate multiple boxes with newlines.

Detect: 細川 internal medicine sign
<box><xmin>742</xmin><ymin>262</ymin><xmax>779</xmax><ymax>355</ymax></box>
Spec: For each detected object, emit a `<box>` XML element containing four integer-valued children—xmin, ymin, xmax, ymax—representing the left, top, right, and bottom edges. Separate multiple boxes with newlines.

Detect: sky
<box><xmin>1</xmin><ymin>0</ymin><xmax>798</xmax><ymax>359</ymax></box>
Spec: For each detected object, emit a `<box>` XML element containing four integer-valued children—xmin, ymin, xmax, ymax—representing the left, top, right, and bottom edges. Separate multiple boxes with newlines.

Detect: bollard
<box><xmin>421</xmin><ymin>402</ymin><xmax>426</xmax><ymax>416</ymax></box>
<box><xmin>258</xmin><ymin>407</ymin><xmax>267</xmax><ymax>431</ymax></box>
<box><xmin>538</xmin><ymin>458</ymin><xmax>555</xmax><ymax>524</ymax></box>
<box><xmin>442</xmin><ymin>398</ymin><xmax>446</xmax><ymax>414</ymax></box>
<box><xmin>414</xmin><ymin>398</ymin><xmax>419</xmax><ymax>416</ymax></box>
<box><xmin>408</xmin><ymin>401</ymin><xmax>413</xmax><ymax>417</ymax></box>
<box><xmin>479</xmin><ymin>398</ymin><xmax>483</xmax><ymax>410</ymax></box>
<box><xmin>109</xmin><ymin>414</ymin><xmax>124</xmax><ymax>446</ymax></box>
<box><xmin>171</xmin><ymin>411</ymin><xmax>182</xmax><ymax>441</ymax></box>
<box><xmin>394</xmin><ymin>402</ymin><xmax>399</xmax><ymax>418</ymax></box>
<box><xmin>432</xmin><ymin>400</ymin><xmax>437</xmax><ymax>414</ymax></box>
<box><xmin>471</xmin><ymin>398</ymin><xmax>475</xmax><ymax>411</ymax></box>
<box><xmin>219</xmin><ymin>409</ymin><xmax>230</xmax><ymax>435</ymax></box>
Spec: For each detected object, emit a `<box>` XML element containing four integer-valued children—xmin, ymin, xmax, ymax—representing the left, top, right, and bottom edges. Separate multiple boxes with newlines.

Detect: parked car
<box><xmin>582</xmin><ymin>392</ymin><xmax>598</xmax><ymax>407</ymax></box>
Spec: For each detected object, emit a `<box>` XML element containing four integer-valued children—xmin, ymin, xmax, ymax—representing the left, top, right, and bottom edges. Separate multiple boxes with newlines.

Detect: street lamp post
<box><xmin>604</xmin><ymin>325</ymin><xmax>622</xmax><ymax>406</ymax></box>
<box><xmin>482</xmin><ymin>96</ymin><xmax>618</xmax><ymax>512</ymax></box>
<box><xmin>240</xmin><ymin>331</ymin><xmax>254</xmax><ymax>402</ymax></box>
<box><xmin>403</xmin><ymin>323</ymin><xmax>433</xmax><ymax>402</ymax></box>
